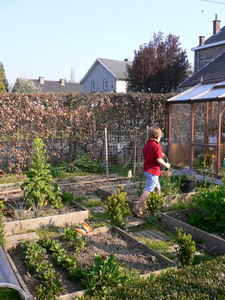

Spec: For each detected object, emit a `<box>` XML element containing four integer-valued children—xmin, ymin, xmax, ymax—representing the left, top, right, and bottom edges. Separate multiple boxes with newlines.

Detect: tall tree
<box><xmin>12</xmin><ymin>78</ymin><xmax>42</xmax><ymax>93</ymax></box>
<box><xmin>127</xmin><ymin>32</ymin><xmax>191</xmax><ymax>93</ymax></box>
<box><xmin>0</xmin><ymin>62</ymin><xmax>9</xmax><ymax>92</ymax></box>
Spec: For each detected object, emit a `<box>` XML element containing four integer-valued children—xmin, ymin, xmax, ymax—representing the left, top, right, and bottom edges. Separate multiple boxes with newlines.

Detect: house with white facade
<box><xmin>80</xmin><ymin>58</ymin><xmax>132</xmax><ymax>93</ymax></box>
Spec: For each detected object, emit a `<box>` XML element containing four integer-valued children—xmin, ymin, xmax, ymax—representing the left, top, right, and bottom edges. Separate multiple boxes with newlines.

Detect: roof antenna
<box><xmin>215</xmin><ymin>13</ymin><xmax>217</xmax><ymax>20</ymax></box>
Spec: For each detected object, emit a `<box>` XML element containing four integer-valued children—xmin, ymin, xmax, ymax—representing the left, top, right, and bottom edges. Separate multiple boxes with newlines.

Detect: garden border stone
<box><xmin>160</xmin><ymin>210</ymin><xmax>225</xmax><ymax>255</ymax></box>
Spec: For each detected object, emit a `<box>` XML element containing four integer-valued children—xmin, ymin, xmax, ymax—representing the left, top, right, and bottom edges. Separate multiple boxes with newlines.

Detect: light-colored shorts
<box><xmin>143</xmin><ymin>172</ymin><xmax>160</xmax><ymax>192</ymax></box>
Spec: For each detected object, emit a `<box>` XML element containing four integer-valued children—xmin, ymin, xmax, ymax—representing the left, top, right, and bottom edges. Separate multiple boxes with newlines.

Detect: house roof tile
<box><xmin>204</xmin><ymin>25</ymin><xmax>225</xmax><ymax>45</ymax></box>
<box><xmin>80</xmin><ymin>58</ymin><xmax>132</xmax><ymax>83</ymax></box>
<box><xmin>179</xmin><ymin>51</ymin><xmax>225</xmax><ymax>88</ymax></box>
<box><xmin>98</xmin><ymin>58</ymin><xmax>132</xmax><ymax>80</ymax></box>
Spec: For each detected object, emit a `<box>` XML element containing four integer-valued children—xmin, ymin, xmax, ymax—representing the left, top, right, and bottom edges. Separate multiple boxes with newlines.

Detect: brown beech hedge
<box><xmin>0</xmin><ymin>92</ymin><xmax>174</xmax><ymax>172</ymax></box>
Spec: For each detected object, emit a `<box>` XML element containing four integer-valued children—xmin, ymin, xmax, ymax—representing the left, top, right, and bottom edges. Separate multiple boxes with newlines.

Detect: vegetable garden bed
<box><xmin>6</xmin><ymin>226</ymin><xmax>174</xmax><ymax>299</ymax></box>
<box><xmin>3</xmin><ymin>201</ymin><xmax>89</xmax><ymax>236</ymax></box>
<box><xmin>160</xmin><ymin>209</ymin><xmax>225</xmax><ymax>255</ymax></box>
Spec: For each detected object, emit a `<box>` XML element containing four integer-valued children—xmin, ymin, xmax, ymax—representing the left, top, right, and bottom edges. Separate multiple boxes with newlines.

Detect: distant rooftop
<box><xmin>31</xmin><ymin>77</ymin><xmax>82</xmax><ymax>93</ymax></box>
<box><xmin>98</xmin><ymin>58</ymin><xmax>132</xmax><ymax>80</ymax></box>
<box><xmin>179</xmin><ymin>52</ymin><xmax>225</xmax><ymax>89</ymax></box>
<box><xmin>80</xmin><ymin>58</ymin><xmax>132</xmax><ymax>83</ymax></box>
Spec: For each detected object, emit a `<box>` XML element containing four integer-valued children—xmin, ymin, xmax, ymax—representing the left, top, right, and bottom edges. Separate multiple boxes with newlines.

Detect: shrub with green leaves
<box><xmin>146</xmin><ymin>191</ymin><xmax>164</xmax><ymax>215</ymax></box>
<box><xmin>175</xmin><ymin>227</ymin><xmax>196</xmax><ymax>267</ymax></box>
<box><xmin>89</xmin><ymin>255</ymin><xmax>225</xmax><ymax>299</ymax></box>
<box><xmin>21</xmin><ymin>137</ymin><xmax>63</xmax><ymax>213</ymax></box>
<box><xmin>190</xmin><ymin>184</ymin><xmax>225</xmax><ymax>233</ymax></box>
<box><xmin>105</xmin><ymin>188</ymin><xmax>131</xmax><ymax>228</ymax></box>
<box><xmin>73</xmin><ymin>154</ymin><xmax>102</xmax><ymax>173</ymax></box>
<box><xmin>0</xmin><ymin>200</ymin><xmax>6</xmax><ymax>246</ymax></box>
<box><xmin>160</xmin><ymin>175</ymin><xmax>181</xmax><ymax>196</ymax></box>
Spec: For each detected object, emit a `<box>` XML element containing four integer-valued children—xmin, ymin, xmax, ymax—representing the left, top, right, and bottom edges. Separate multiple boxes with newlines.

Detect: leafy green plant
<box><xmin>21</xmin><ymin>241</ymin><xmax>47</xmax><ymax>272</ymax></box>
<box><xmin>7</xmin><ymin>196</ymin><xmax>27</xmax><ymax>220</ymax></box>
<box><xmin>21</xmin><ymin>137</ymin><xmax>63</xmax><ymax>214</ymax></box>
<box><xmin>160</xmin><ymin>175</ymin><xmax>181</xmax><ymax>196</ymax></box>
<box><xmin>93</xmin><ymin>255</ymin><xmax>225</xmax><ymax>299</ymax></box>
<box><xmin>40</xmin><ymin>236</ymin><xmax>82</xmax><ymax>282</ymax></box>
<box><xmin>60</xmin><ymin>190</ymin><xmax>75</xmax><ymax>204</ymax></box>
<box><xmin>0</xmin><ymin>200</ymin><xmax>6</xmax><ymax>246</ymax></box>
<box><xmin>175</xmin><ymin>227</ymin><xmax>196</xmax><ymax>267</ymax></box>
<box><xmin>63</xmin><ymin>226</ymin><xmax>87</xmax><ymax>252</ymax></box>
<box><xmin>104</xmin><ymin>188</ymin><xmax>131</xmax><ymax>228</ymax></box>
<box><xmin>146</xmin><ymin>192</ymin><xmax>164</xmax><ymax>215</ymax></box>
<box><xmin>82</xmin><ymin>254</ymin><xmax>131</xmax><ymax>296</ymax></box>
<box><xmin>35</xmin><ymin>284</ymin><xmax>60</xmax><ymax>300</ymax></box>
<box><xmin>21</xmin><ymin>240</ymin><xmax>63</xmax><ymax>300</ymax></box>
<box><xmin>190</xmin><ymin>183</ymin><xmax>225</xmax><ymax>233</ymax></box>
<box><xmin>73</xmin><ymin>154</ymin><xmax>101</xmax><ymax>173</ymax></box>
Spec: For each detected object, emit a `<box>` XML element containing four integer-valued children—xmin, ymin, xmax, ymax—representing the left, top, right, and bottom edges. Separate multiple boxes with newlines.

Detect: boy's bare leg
<box><xmin>135</xmin><ymin>185</ymin><xmax>161</xmax><ymax>214</ymax></box>
<box><xmin>154</xmin><ymin>185</ymin><xmax>161</xmax><ymax>195</ymax></box>
<box><xmin>134</xmin><ymin>190</ymin><xmax>150</xmax><ymax>213</ymax></box>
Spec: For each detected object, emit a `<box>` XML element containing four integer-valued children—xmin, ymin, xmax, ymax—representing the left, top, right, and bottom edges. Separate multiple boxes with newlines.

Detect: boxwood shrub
<box><xmin>79</xmin><ymin>255</ymin><xmax>225</xmax><ymax>299</ymax></box>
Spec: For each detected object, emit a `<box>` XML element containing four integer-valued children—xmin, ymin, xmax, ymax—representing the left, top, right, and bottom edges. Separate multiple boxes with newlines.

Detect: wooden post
<box><xmin>133</xmin><ymin>128</ymin><xmax>138</xmax><ymax>181</ymax></box>
<box><xmin>190</xmin><ymin>103</ymin><xmax>195</xmax><ymax>169</ymax></box>
<box><xmin>167</xmin><ymin>104</ymin><xmax>172</xmax><ymax>161</ymax></box>
<box><xmin>216</xmin><ymin>101</ymin><xmax>222</xmax><ymax>177</ymax></box>
<box><xmin>104</xmin><ymin>128</ymin><xmax>109</xmax><ymax>180</ymax></box>
<box><xmin>204</xmin><ymin>102</ymin><xmax>209</xmax><ymax>158</ymax></box>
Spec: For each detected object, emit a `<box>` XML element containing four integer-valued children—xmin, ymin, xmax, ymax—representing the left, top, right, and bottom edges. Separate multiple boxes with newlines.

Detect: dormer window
<box><xmin>103</xmin><ymin>79</ymin><xmax>108</xmax><ymax>90</ymax></box>
<box><xmin>91</xmin><ymin>80</ymin><xmax>95</xmax><ymax>92</ymax></box>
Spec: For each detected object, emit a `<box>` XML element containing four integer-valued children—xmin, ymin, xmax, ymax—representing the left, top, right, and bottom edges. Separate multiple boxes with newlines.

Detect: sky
<box><xmin>1</xmin><ymin>0</ymin><xmax>225</xmax><ymax>88</ymax></box>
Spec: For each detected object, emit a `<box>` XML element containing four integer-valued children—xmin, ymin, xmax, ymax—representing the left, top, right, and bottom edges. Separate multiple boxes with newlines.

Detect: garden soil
<box><xmin>9</xmin><ymin>229</ymin><xmax>168</xmax><ymax>296</ymax></box>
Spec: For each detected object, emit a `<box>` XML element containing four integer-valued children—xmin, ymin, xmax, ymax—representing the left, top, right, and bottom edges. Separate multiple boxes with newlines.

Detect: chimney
<box><xmin>213</xmin><ymin>14</ymin><xmax>221</xmax><ymax>34</ymax></box>
<box><xmin>39</xmin><ymin>77</ymin><xmax>44</xmax><ymax>84</ymax></box>
<box><xmin>199</xmin><ymin>36</ymin><xmax>205</xmax><ymax>46</ymax></box>
<box><xmin>60</xmin><ymin>78</ymin><xmax>65</xmax><ymax>85</ymax></box>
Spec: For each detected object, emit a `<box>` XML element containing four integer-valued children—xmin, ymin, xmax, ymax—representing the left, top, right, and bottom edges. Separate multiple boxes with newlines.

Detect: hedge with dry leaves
<box><xmin>0</xmin><ymin>92</ymin><xmax>174</xmax><ymax>173</ymax></box>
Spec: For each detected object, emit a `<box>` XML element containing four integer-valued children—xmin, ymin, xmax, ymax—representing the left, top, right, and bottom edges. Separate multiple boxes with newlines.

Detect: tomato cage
<box><xmin>166</xmin><ymin>81</ymin><xmax>225</xmax><ymax>177</ymax></box>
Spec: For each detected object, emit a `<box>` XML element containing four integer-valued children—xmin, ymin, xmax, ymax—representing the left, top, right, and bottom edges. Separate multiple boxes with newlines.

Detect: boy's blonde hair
<box><xmin>148</xmin><ymin>127</ymin><xmax>162</xmax><ymax>139</ymax></box>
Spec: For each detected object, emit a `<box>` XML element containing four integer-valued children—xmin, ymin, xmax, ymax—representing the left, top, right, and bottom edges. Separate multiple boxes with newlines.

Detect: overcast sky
<box><xmin>1</xmin><ymin>0</ymin><xmax>225</xmax><ymax>87</ymax></box>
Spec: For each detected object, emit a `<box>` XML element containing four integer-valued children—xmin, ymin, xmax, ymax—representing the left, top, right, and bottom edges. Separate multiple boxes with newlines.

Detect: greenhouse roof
<box><xmin>167</xmin><ymin>80</ymin><xmax>225</xmax><ymax>103</ymax></box>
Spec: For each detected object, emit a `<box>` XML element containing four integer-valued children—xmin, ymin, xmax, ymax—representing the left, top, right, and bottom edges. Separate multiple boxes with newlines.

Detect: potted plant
<box><xmin>175</xmin><ymin>169</ymin><xmax>197</xmax><ymax>193</ymax></box>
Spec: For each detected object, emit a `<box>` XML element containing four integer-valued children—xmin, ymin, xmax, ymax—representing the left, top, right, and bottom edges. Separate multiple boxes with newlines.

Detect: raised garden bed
<box><xmin>160</xmin><ymin>209</ymin><xmax>225</xmax><ymax>255</ymax></box>
<box><xmin>6</xmin><ymin>226</ymin><xmax>174</xmax><ymax>299</ymax></box>
<box><xmin>3</xmin><ymin>200</ymin><xmax>89</xmax><ymax>236</ymax></box>
<box><xmin>97</xmin><ymin>184</ymin><xmax>196</xmax><ymax>208</ymax></box>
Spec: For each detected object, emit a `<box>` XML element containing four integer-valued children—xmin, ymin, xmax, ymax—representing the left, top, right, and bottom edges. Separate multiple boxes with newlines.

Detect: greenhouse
<box><xmin>167</xmin><ymin>80</ymin><xmax>225</xmax><ymax>177</ymax></box>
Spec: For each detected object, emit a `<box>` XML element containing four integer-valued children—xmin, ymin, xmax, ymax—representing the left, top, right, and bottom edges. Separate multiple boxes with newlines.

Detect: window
<box><xmin>91</xmin><ymin>80</ymin><xmax>95</xmax><ymax>92</ymax></box>
<box><xmin>103</xmin><ymin>79</ymin><xmax>108</xmax><ymax>90</ymax></box>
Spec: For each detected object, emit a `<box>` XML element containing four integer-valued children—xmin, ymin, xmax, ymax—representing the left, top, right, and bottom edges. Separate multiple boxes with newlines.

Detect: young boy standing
<box><xmin>133</xmin><ymin>127</ymin><xmax>170</xmax><ymax>218</ymax></box>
